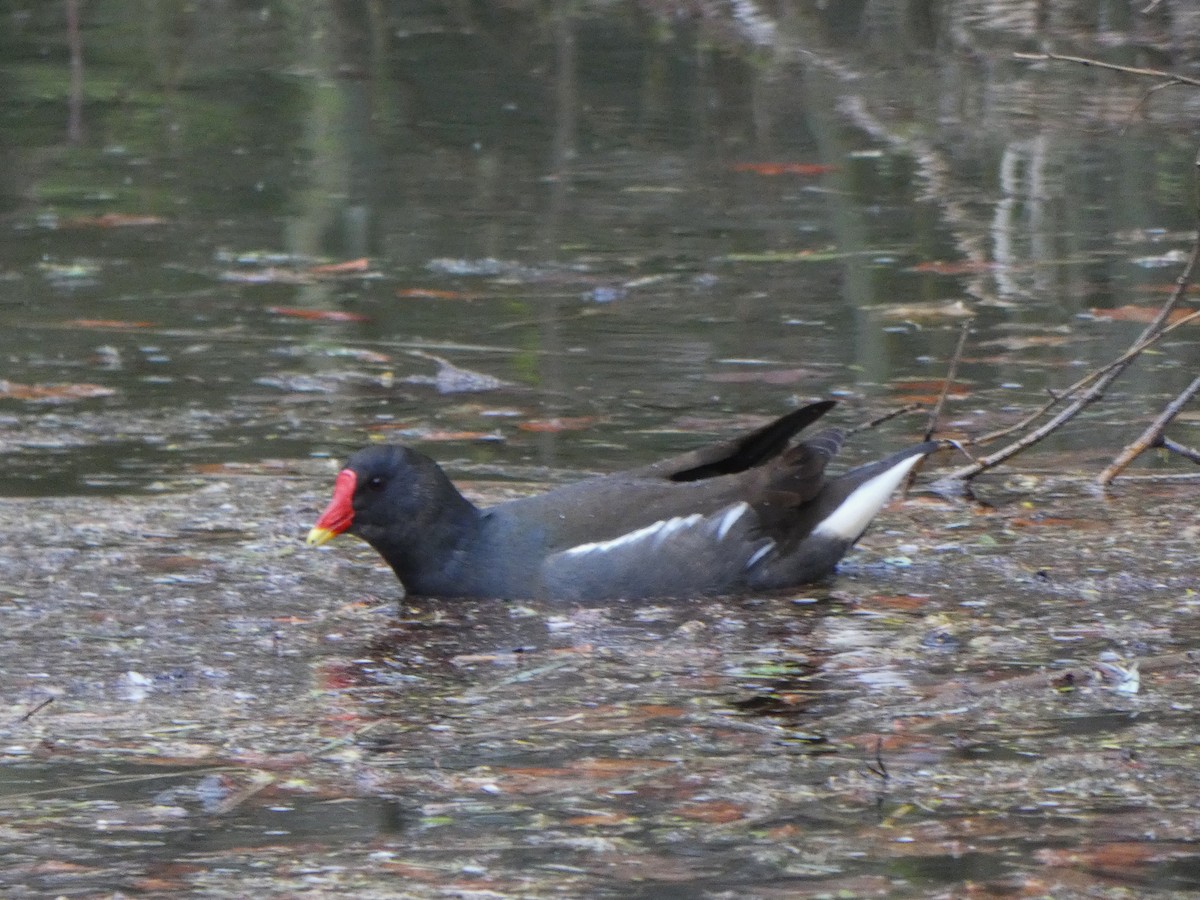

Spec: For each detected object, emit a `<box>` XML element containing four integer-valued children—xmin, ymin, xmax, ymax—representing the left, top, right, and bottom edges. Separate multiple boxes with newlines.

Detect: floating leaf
<box><xmin>722</xmin><ymin>247</ymin><xmax>851</xmax><ymax>263</ymax></box>
<box><xmin>874</xmin><ymin>300</ymin><xmax>973</xmax><ymax>320</ymax></box>
<box><xmin>38</xmin><ymin>260</ymin><xmax>102</xmax><ymax>281</ymax></box>
<box><xmin>1010</xmin><ymin>516</ymin><xmax>1105</xmax><ymax>529</ymax></box>
<box><xmin>396</xmin><ymin>288</ymin><xmax>480</xmax><ymax>301</ymax></box>
<box><xmin>366</xmin><ymin>424</ymin><xmax>505</xmax><ymax>443</ymax></box>
<box><xmin>404</xmin><ymin>351</ymin><xmax>509</xmax><ymax>393</ymax></box>
<box><xmin>309</xmin><ymin>258</ymin><xmax>370</xmax><ymax>275</ymax></box>
<box><xmin>1131</xmin><ymin>250</ymin><xmax>1188</xmax><ymax>268</ymax></box>
<box><xmin>517</xmin><ymin>416</ymin><xmax>597</xmax><ymax>433</ymax></box>
<box><xmin>220</xmin><ymin>267</ymin><xmax>313</xmax><ymax>284</ymax></box>
<box><xmin>318</xmin><ymin>346</ymin><xmax>391</xmax><ymax>363</ymax></box>
<box><xmin>563</xmin><ymin>813</ymin><xmax>632</xmax><ymax>826</ymax></box>
<box><xmin>1134</xmin><ymin>282</ymin><xmax>1200</xmax><ymax>294</ymax></box>
<box><xmin>0</xmin><ymin>380</ymin><xmax>116</xmax><ymax>402</ymax></box>
<box><xmin>267</xmin><ymin>306</ymin><xmax>370</xmax><ymax>323</ymax></box>
<box><xmin>57</xmin><ymin>213</ymin><xmax>170</xmax><ymax>228</ymax></box>
<box><xmin>1037</xmin><ymin>841</ymin><xmax>1167</xmax><ymax>871</ymax></box>
<box><xmin>867</xmin><ymin>593</ymin><xmax>932</xmax><ymax>611</ymax></box>
<box><xmin>909</xmin><ymin>260</ymin><xmax>997</xmax><ymax>275</ymax></box>
<box><xmin>572</xmin><ymin>758</ymin><xmax>674</xmax><ymax>775</ymax></box>
<box><xmin>730</xmin><ymin>162</ymin><xmax>837</xmax><ymax>176</ymax></box>
<box><xmin>978</xmin><ymin>335</ymin><xmax>1073</xmax><ymax>351</ymax></box>
<box><xmin>1088</xmin><ymin>305</ymin><xmax>1198</xmax><ymax>324</ymax></box>
<box><xmin>426</xmin><ymin>257</ymin><xmax>511</xmax><ymax>276</ymax></box>
<box><xmin>889</xmin><ymin>379</ymin><xmax>970</xmax><ymax>397</ymax></box>
<box><xmin>674</xmin><ymin>800</ymin><xmax>748</xmax><ymax>823</ymax></box>
<box><xmin>708</xmin><ymin>367</ymin><xmax>824</xmax><ymax>385</ymax></box>
<box><xmin>65</xmin><ymin>318</ymin><xmax>154</xmax><ymax>329</ymax></box>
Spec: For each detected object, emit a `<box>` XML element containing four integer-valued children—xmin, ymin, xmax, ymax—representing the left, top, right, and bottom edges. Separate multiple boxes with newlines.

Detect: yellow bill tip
<box><xmin>306</xmin><ymin>526</ymin><xmax>338</xmax><ymax>547</ymax></box>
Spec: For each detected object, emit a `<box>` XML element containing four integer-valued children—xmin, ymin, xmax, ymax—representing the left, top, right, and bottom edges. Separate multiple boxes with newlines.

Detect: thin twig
<box><xmin>7</xmin><ymin>697</ymin><xmax>54</xmax><ymax>728</ymax></box>
<box><xmin>1099</xmin><ymin>374</ymin><xmax>1200</xmax><ymax>484</ymax></box>
<box><xmin>210</xmin><ymin>771</ymin><xmax>278</xmax><ymax>816</ymax></box>
<box><xmin>924</xmin><ymin>320</ymin><xmax>972</xmax><ymax>442</ymax></box>
<box><xmin>0</xmin><ymin>767</ymin><xmax>242</xmax><ymax>803</ymax></box>
<box><xmin>1123</xmin><ymin>79</ymin><xmax>1185</xmax><ymax>133</ymax></box>
<box><xmin>972</xmin><ymin>307</ymin><xmax>1200</xmax><ymax>446</ymax></box>
<box><xmin>1013</xmin><ymin>51</ymin><xmax>1200</xmax><ymax>89</ymax></box>
<box><xmin>846</xmin><ymin>403</ymin><xmax>924</xmax><ymax>436</ymax></box>
<box><xmin>903</xmin><ymin>319</ymin><xmax>971</xmax><ymax>494</ymax></box>
<box><xmin>865</xmin><ymin>736</ymin><xmax>888</xmax><ymax>780</ymax></box>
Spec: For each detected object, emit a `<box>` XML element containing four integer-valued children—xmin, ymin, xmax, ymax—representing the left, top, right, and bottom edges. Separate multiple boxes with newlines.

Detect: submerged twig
<box><xmin>1160</xmin><ymin>436</ymin><xmax>1200</xmax><ymax>466</ymax></box>
<box><xmin>865</xmin><ymin>736</ymin><xmax>889</xmax><ymax>780</ymax></box>
<box><xmin>11</xmin><ymin>697</ymin><xmax>54</xmax><ymax>726</ymax></box>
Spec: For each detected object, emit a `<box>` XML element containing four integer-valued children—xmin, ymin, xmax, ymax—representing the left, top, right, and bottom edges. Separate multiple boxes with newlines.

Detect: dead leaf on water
<box><xmin>572</xmin><ymin>758</ymin><xmax>675</xmax><ymax>776</ymax></box>
<box><xmin>867</xmin><ymin>593</ymin><xmax>933</xmax><ymax>611</ymax></box>
<box><xmin>267</xmin><ymin>306</ymin><xmax>371</xmax><ymax>323</ymax></box>
<box><xmin>65</xmin><ymin>318</ymin><xmax>155</xmax><ymax>329</ymax></box>
<box><xmin>908</xmin><ymin>260</ymin><xmax>997</xmax><ymax>275</ymax></box>
<box><xmin>721</xmin><ymin>247</ymin><xmax>858</xmax><ymax>263</ymax></box>
<box><xmin>1088</xmin><ymin>305</ymin><xmax>1198</xmax><ymax>324</ymax></box>
<box><xmin>707</xmin><ymin>367</ymin><xmax>825</xmax><ymax>385</ymax></box>
<box><xmin>56</xmin><ymin>213</ymin><xmax>170</xmax><ymax>228</ymax></box>
<box><xmin>730</xmin><ymin>161</ymin><xmax>837</xmax><ymax>176</ymax></box>
<box><xmin>564</xmin><ymin>812</ymin><xmax>632</xmax><ymax>826</ymax></box>
<box><xmin>674</xmin><ymin>800</ymin><xmax>749</xmax><ymax>823</ymax></box>
<box><xmin>1009</xmin><ymin>516</ymin><xmax>1106</xmax><ymax>529</ymax></box>
<box><xmin>220</xmin><ymin>268</ymin><xmax>313</xmax><ymax>285</ymax></box>
<box><xmin>396</xmin><ymin>288</ymin><xmax>481</xmax><ymax>301</ymax></box>
<box><xmin>888</xmin><ymin>379</ymin><xmax>971</xmax><ymax>404</ymax></box>
<box><xmin>517</xmin><ymin>416</ymin><xmax>597</xmax><ymax>433</ymax></box>
<box><xmin>403</xmin><ymin>351</ymin><xmax>509</xmax><ymax>394</ymax></box>
<box><xmin>366</xmin><ymin>424</ymin><xmax>505</xmax><ymax>443</ymax></box>
<box><xmin>0</xmin><ymin>380</ymin><xmax>116</xmax><ymax>402</ymax></box>
<box><xmin>873</xmin><ymin>300</ymin><xmax>974</xmax><ymax>320</ymax></box>
<box><xmin>309</xmin><ymin>258</ymin><xmax>370</xmax><ymax>275</ymax></box>
<box><xmin>977</xmin><ymin>335</ymin><xmax>1073</xmax><ymax>350</ymax></box>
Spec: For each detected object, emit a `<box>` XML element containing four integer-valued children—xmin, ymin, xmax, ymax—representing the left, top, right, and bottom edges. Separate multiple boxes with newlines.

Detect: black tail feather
<box><xmin>670</xmin><ymin>400</ymin><xmax>836</xmax><ymax>483</ymax></box>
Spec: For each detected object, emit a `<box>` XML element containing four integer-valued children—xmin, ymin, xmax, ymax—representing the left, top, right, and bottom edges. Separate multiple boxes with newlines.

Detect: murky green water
<box><xmin>2</xmin><ymin>2</ymin><xmax>1199</xmax><ymax>897</ymax></box>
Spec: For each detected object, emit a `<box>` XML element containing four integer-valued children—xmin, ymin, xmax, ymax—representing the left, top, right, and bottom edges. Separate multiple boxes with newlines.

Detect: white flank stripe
<box><xmin>562</xmin><ymin>514</ymin><xmax>704</xmax><ymax>557</ymax></box>
<box><xmin>716</xmin><ymin>502</ymin><xmax>749</xmax><ymax>540</ymax></box>
<box><xmin>813</xmin><ymin>454</ymin><xmax>925</xmax><ymax>542</ymax></box>
<box><xmin>745</xmin><ymin>541</ymin><xmax>775</xmax><ymax>569</ymax></box>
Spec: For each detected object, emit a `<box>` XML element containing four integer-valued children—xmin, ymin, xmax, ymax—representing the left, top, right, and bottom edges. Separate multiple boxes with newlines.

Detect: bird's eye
<box><xmin>366</xmin><ymin>476</ymin><xmax>386</xmax><ymax>492</ymax></box>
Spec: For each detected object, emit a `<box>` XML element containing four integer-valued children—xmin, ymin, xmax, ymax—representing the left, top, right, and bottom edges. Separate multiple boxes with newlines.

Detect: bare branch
<box><xmin>1013</xmin><ymin>51</ymin><xmax>1200</xmax><ymax>89</ymax></box>
<box><xmin>1099</xmin><ymin>374</ymin><xmax>1200</xmax><ymax>483</ymax></box>
<box><xmin>944</xmin><ymin>231</ymin><xmax>1200</xmax><ymax>481</ymax></box>
<box><xmin>972</xmin><ymin>307</ymin><xmax>1200</xmax><ymax>446</ymax></box>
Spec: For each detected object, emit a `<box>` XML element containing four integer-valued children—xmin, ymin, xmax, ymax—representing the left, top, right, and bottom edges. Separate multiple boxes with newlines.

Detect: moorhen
<box><xmin>307</xmin><ymin>400</ymin><xmax>938</xmax><ymax>600</ymax></box>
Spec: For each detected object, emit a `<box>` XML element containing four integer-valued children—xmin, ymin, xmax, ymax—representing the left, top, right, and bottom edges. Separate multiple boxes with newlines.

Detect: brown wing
<box><xmin>753</xmin><ymin>428</ymin><xmax>846</xmax><ymax>530</ymax></box>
